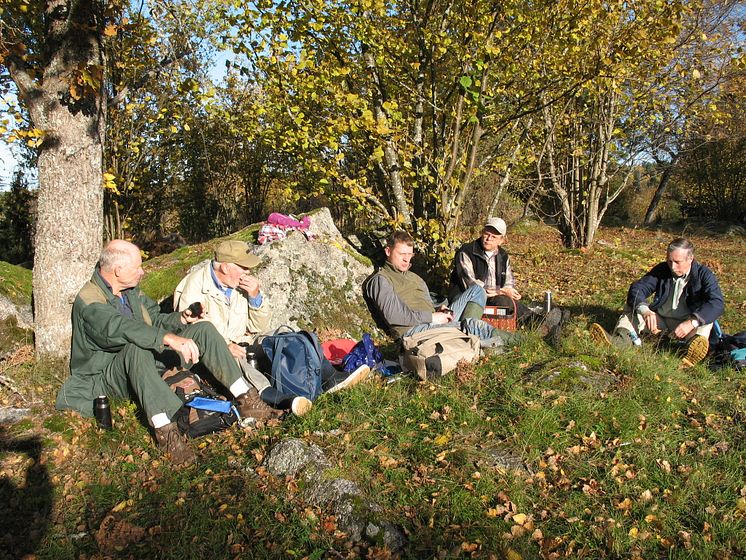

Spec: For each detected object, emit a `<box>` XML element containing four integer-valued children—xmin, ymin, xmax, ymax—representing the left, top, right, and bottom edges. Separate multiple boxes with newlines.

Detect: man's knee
<box><xmin>183</xmin><ymin>321</ymin><xmax>222</xmax><ymax>344</ymax></box>
<box><xmin>113</xmin><ymin>344</ymin><xmax>161</xmax><ymax>384</ymax></box>
<box><xmin>120</xmin><ymin>342</ymin><xmax>155</xmax><ymax>365</ymax></box>
<box><xmin>459</xmin><ymin>284</ymin><xmax>487</xmax><ymax>306</ymax></box>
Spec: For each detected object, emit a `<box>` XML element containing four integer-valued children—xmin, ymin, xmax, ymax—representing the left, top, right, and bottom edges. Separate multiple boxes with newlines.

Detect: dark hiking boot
<box><xmin>537</xmin><ymin>308</ymin><xmax>563</xmax><ymax>337</ymax></box>
<box><xmin>155</xmin><ymin>422</ymin><xmax>196</xmax><ymax>466</ymax></box>
<box><xmin>236</xmin><ymin>388</ymin><xmax>283</xmax><ymax>421</ymax></box>
<box><xmin>681</xmin><ymin>335</ymin><xmax>709</xmax><ymax>368</ymax></box>
<box><xmin>545</xmin><ymin>323</ymin><xmax>563</xmax><ymax>350</ymax></box>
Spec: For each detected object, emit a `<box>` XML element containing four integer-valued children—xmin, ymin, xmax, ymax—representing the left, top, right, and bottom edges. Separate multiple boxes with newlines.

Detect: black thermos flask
<box><xmin>94</xmin><ymin>395</ymin><xmax>113</xmax><ymax>430</ymax></box>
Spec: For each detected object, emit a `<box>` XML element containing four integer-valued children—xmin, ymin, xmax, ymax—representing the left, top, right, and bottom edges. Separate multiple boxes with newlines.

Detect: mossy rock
<box><xmin>531</xmin><ymin>355</ymin><xmax>617</xmax><ymax>392</ymax></box>
<box><xmin>0</xmin><ymin>316</ymin><xmax>33</xmax><ymax>354</ymax></box>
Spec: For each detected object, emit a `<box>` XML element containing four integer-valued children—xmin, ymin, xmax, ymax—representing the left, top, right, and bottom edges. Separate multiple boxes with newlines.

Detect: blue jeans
<box><xmin>404</xmin><ymin>284</ymin><xmax>512</xmax><ymax>342</ymax></box>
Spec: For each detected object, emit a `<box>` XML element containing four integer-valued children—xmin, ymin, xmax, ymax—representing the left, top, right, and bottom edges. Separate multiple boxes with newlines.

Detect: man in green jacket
<box><xmin>56</xmin><ymin>240</ymin><xmax>277</xmax><ymax>465</ymax></box>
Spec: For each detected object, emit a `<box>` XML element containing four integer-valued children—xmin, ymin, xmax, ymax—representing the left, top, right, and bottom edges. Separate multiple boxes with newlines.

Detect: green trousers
<box><xmin>98</xmin><ymin>322</ymin><xmax>243</xmax><ymax>423</ymax></box>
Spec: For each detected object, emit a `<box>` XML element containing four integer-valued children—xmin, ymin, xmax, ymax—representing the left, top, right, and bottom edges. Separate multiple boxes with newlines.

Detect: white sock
<box><xmin>152</xmin><ymin>412</ymin><xmax>171</xmax><ymax>429</ymax></box>
<box><xmin>229</xmin><ymin>377</ymin><xmax>251</xmax><ymax>397</ymax></box>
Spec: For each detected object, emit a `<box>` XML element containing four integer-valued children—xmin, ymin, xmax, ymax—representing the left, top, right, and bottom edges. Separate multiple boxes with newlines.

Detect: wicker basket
<box><xmin>481</xmin><ymin>299</ymin><xmax>518</xmax><ymax>331</ymax></box>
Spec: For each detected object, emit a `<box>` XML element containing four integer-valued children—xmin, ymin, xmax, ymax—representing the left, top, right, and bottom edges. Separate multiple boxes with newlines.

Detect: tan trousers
<box><xmin>614</xmin><ymin>307</ymin><xmax>712</xmax><ymax>342</ymax></box>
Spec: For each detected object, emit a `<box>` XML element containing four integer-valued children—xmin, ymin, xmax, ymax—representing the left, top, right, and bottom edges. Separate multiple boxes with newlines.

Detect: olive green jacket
<box><xmin>55</xmin><ymin>269</ymin><xmax>183</xmax><ymax>417</ymax></box>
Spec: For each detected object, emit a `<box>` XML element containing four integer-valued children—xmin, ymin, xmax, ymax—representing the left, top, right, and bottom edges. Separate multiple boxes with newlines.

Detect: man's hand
<box><xmin>181</xmin><ymin>301</ymin><xmax>204</xmax><ymax>324</ymax></box>
<box><xmin>163</xmin><ymin>333</ymin><xmax>200</xmax><ymax>365</ymax></box>
<box><xmin>238</xmin><ymin>274</ymin><xmax>261</xmax><ymax>298</ymax></box>
<box><xmin>500</xmin><ymin>287</ymin><xmax>522</xmax><ymax>300</ymax></box>
<box><xmin>643</xmin><ymin>311</ymin><xmax>660</xmax><ymax>334</ymax></box>
<box><xmin>228</xmin><ymin>342</ymin><xmax>247</xmax><ymax>359</ymax></box>
<box><xmin>673</xmin><ymin>319</ymin><xmax>696</xmax><ymax>340</ymax></box>
<box><xmin>485</xmin><ymin>289</ymin><xmax>500</xmax><ymax>298</ymax></box>
<box><xmin>432</xmin><ymin>311</ymin><xmax>454</xmax><ymax>324</ymax></box>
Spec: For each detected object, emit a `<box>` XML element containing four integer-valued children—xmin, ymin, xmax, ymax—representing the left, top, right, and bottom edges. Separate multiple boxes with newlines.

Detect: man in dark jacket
<box><xmin>590</xmin><ymin>237</ymin><xmax>724</xmax><ymax>367</ymax></box>
<box><xmin>56</xmin><ymin>240</ymin><xmax>279</xmax><ymax>465</ymax></box>
<box><xmin>450</xmin><ymin>217</ymin><xmax>535</xmax><ymax>323</ymax></box>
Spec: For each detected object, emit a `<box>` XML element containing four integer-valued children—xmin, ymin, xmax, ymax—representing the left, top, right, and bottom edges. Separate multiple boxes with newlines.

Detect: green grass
<box><xmin>2</xmin><ymin>223</ymin><xmax>746</xmax><ymax>558</ymax></box>
<box><xmin>0</xmin><ymin>259</ymin><xmax>32</xmax><ymax>305</ymax></box>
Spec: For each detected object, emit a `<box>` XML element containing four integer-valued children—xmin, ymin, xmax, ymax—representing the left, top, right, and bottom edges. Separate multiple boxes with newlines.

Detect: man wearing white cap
<box><xmin>450</xmin><ymin>218</ymin><xmax>527</xmax><ymax>315</ymax></box>
<box><xmin>450</xmin><ymin>218</ymin><xmax>560</xmax><ymax>329</ymax></box>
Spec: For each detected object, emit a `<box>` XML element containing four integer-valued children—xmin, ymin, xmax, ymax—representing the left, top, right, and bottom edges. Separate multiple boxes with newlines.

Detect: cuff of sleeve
<box><xmin>636</xmin><ymin>304</ymin><xmax>651</xmax><ymax>315</ymax></box>
<box><xmin>249</xmin><ymin>293</ymin><xmax>263</xmax><ymax>308</ymax></box>
<box><xmin>156</xmin><ymin>330</ymin><xmax>168</xmax><ymax>352</ymax></box>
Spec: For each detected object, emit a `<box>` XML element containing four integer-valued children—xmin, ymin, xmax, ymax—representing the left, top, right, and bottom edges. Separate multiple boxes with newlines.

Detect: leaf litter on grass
<box><xmin>2</xmin><ymin>224</ymin><xmax>746</xmax><ymax>558</ymax></box>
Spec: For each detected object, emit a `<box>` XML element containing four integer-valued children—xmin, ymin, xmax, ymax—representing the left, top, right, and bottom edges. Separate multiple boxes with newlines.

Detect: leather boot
<box><xmin>235</xmin><ymin>388</ymin><xmax>283</xmax><ymax>420</ymax></box>
<box><xmin>154</xmin><ymin>422</ymin><xmax>196</xmax><ymax>466</ymax></box>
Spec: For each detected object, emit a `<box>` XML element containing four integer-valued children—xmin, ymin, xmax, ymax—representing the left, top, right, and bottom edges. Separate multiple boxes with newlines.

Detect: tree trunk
<box><xmin>7</xmin><ymin>0</ymin><xmax>106</xmax><ymax>357</ymax></box>
<box><xmin>363</xmin><ymin>45</ymin><xmax>411</xmax><ymax>226</ymax></box>
<box><xmin>643</xmin><ymin>155</ymin><xmax>678</xmax><ymax>226</ymax></box>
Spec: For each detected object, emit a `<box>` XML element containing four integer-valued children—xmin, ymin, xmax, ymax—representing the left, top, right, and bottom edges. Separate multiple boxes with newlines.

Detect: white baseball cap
<box><xmin>484</xmin><ymin>217</ymin><xmax>507</xmax><ymax>235</ymax></box>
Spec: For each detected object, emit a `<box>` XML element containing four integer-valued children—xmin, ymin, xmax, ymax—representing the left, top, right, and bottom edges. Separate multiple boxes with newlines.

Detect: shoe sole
<box><xmin>166</xmin><ymin>449</ymin><xmax>197</xmax><ymax>466</ymax></box>
<box><xmin>681</xmin><ymin>336</ymin><xmax>709</xmax><ymax>368</ymax></box>
<box><xmin>546</xmin><ymin>324</ymin><xmax>562</xmax><ymax>350</ymax></box>
<box><xmin>589</xmin><ymin>323</ymin><xmax>612</xmax><ymax>347</ymax></box>
<box><xmin>325</xmin><ymin>365</ymin><xmax>371</xmax><ymax>394</ymax></box>
<box><xmin>291</xmin><ymin>397</ymin><xmax>313</xmax><ymax>416</ymax></box>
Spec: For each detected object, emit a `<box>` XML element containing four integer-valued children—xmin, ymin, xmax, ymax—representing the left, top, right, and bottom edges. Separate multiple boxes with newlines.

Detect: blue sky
<box><xmin>0</xmin><ymin>143</ymin><xmax>18</xmax><ymax>190</ymax></box>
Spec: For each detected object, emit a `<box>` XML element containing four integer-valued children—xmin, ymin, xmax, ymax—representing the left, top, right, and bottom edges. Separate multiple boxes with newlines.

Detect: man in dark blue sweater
<box><xmin>590</xmin><ymin>237</ymin><xmax>724</xmax><ymax>367</ymax></box>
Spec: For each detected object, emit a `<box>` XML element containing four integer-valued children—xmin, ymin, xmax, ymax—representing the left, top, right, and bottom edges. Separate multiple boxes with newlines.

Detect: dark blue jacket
<box><xmin>626</xmin><ymin>260</ymin><xmax>724</xmax><ymax>325</ymax></box>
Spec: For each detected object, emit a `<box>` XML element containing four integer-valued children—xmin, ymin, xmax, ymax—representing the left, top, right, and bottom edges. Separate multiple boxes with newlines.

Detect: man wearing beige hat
<box><xmin>174</xmin><ymin>240</ymin><xmax>313</xmax><ymax>416</ymax></box>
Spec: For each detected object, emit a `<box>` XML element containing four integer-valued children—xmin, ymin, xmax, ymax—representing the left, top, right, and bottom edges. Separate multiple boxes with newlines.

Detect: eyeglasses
<box><xmin>482</xmin><ymin>232</ymin><xmax>503</xmax><ymax>240</ymax></box>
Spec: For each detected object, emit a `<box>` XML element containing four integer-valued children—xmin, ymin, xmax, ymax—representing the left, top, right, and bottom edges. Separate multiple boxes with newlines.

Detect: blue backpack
<box><xmin>261</xmin><ymin>329</ymin><xmax>325</xmax><ymax>401</ymax></box>
<box><xmin>711</xmin><ymin>329</ymin><xmax>746</xmax><ymax>371</ymax></box>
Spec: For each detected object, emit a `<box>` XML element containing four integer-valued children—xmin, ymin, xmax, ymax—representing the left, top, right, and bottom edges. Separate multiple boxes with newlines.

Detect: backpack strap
<box><xmin>268</xmin><ymin>336</ymin><xmax>290</xmax><ymax>394</ymax></box>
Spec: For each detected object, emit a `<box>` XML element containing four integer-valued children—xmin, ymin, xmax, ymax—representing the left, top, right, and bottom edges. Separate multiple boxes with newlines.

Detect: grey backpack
<box><xmin>400</xmin><ymin>329</ymin><xmax>480</xmax><ymax>380</ymax></box>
